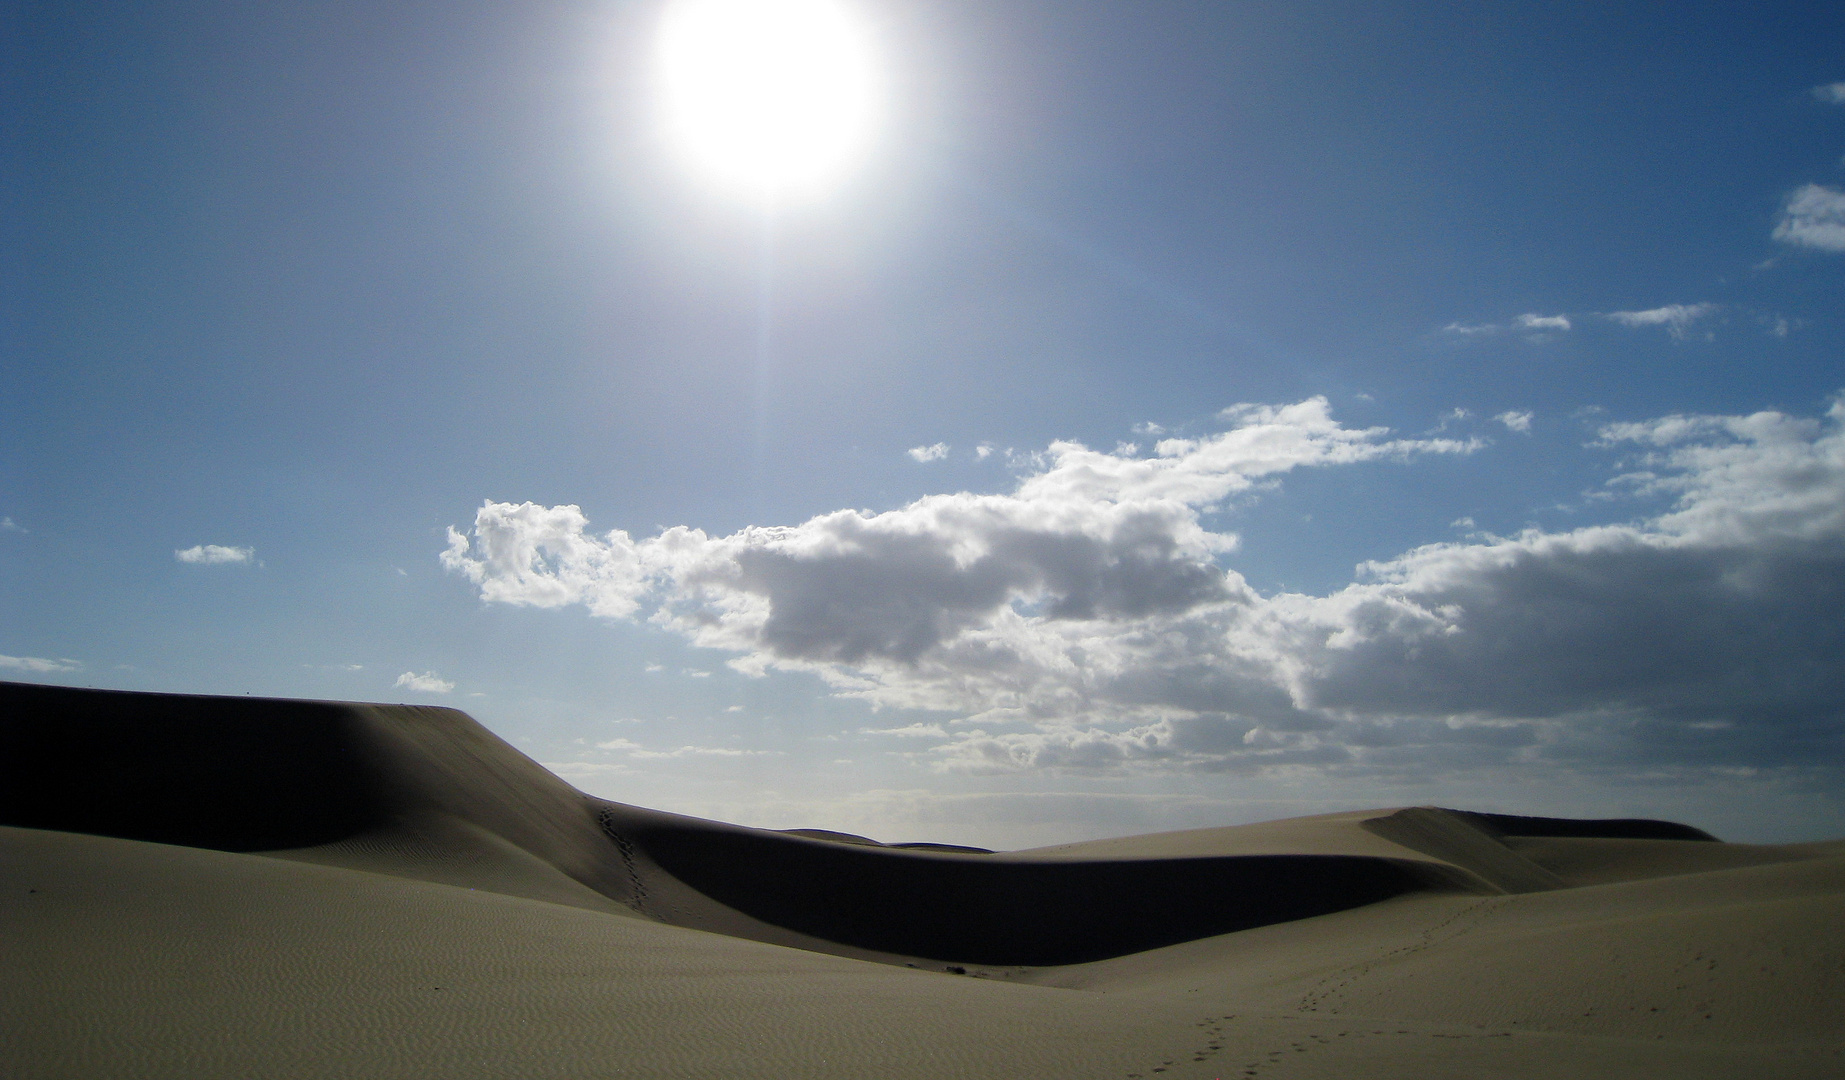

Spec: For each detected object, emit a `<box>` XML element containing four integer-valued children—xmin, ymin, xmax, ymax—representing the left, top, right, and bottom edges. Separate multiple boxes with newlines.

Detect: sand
<box><xmin>3</xmin><ymin>681</ymin><xmax>1841</xmax><ymax>1078</ymax></box>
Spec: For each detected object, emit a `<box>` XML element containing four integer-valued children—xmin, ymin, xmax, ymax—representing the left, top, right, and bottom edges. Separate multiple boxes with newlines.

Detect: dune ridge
<box><xmin>0</xmin><ymin>681</ymin><xmax>1467</xmax><ymax>961</ymax></box>
<box><xmin>4</xmin><ymin>680</ymin><xmax>1841</xmax><ymax>1079</ymax></box>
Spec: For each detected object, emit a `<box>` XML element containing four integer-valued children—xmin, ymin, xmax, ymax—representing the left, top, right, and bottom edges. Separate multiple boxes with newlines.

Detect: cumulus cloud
<box><xmin>441</xmin><ymin>502</ymin><xmax>646</xmax><ymax>619</ymax></box>
<box><xmin>1516</xmin><ymin>313</ymin><xmax>1570</xmax><ymax>331</ymax></box>
<box><xmin>1813</xmin><ymin>82</ymin><xmax>1845</xmax><ymax>105</ymax></box>
<box><xmin>1606</xmin><ymin>303</ymin><xmax>1718</xmax><ymax>339</ymax></box>
<box><xmin>175</xmin><ymin>544</ymin><xmax>254</xmax><ymax>565</ymax></box>
<box><xmin>445</xmin><ymin>397</ymin><xmax>1474</xmax><ymax>668</ymax></box>
<box><xmin>1773</xmin><ymin>185</ymin><xmax>1845</xmax><ymax>253</ymax></box>
<box><xmin>0</xmin><ymin>655</ymin><xmax>80</xmax><ymax>674</ymax></box>
<box><xmin>444</xmin><ymin>396</ymin><xmax>1845</xmax><ymax>783</ymax></box>
<box><xmin>394</xmin><ymin>670</ymin><xmax>455</xmax><ymax>693</ymax></box>
<box><xmin>1495</xmin><ymin>411</ymin><xmax>1533</xmax><ymax>433</ymax></box>
<box><xmin>907</xmin><ymin>442</ymin><xmax>949</xmax><ymax>463</ymax></box>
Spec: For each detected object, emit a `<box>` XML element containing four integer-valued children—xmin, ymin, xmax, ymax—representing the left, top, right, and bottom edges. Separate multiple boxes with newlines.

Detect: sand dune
<box><xmin>3</xmin><ymin>681</ymin><xmax>1841</xmax><ymax>1078</ymax></box>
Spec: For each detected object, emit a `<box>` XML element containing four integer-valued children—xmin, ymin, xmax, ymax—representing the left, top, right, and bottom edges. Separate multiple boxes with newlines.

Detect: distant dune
<box><xmin>4</xmin><ymin>682</ymin><xmax>1841</xmax><ymax>1078</ymax></box>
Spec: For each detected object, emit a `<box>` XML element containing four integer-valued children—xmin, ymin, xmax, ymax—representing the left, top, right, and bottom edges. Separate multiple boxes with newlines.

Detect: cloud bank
<box><xmin>444</xmin><ymin>397</ymin><xmax>1845</xmax><ymax>784</ymax></box>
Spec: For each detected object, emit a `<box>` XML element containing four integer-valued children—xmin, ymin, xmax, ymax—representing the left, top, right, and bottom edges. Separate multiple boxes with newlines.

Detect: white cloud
<box><xmin>596</xmin><ymin>737</ymin><xmax>645</xmax><ymax>751</ymax></box>
<box><xmin>445</xmin><ymin>396</ymin><xmax>1845</xmax><ymax>783</ymax></box>
<box><xmin>444</xmin><ymin>397</ymin><xmax>1476</xmax><ymax>675</ymax></box>
<box><xmin>1495</xmin><ymin>411</ymin><xmax>1533</xmax><ymax>433</ymax></box>
<box><xmin>0</xmin><ymin>517</ymin><xmax>24</xmax><ymax>533</ymax></box>
<box><xmin>1812</xmin><ymin>82</ymin><xmax>1845</xmax><ymax>105</ymax></box>
<box><xmin>545</xmin><ymin>761</ymin><xmax>635</xmax><ymax>779</ymax></box>
<box><xmin>1773</xmin><ymin>184</ymin><xmax>1845</xmax><ymax>253</ymax></box>
<box><xmin>0</xmin><ymin>655</ymin><xmax>80</xmax><ymax>674</ymax></box>
<box><xmin>860</xmin><ymin>723</ymin><xmax>951</xmax><ymax>738</ymax></box>
<box><xmin>623</xmin><ymin>744</ymin><xmax>778</xmax><ymax>759</ymax></box>
<box><xmin>1446</xmin><ymin>315</ymin><xmax>1568</xmax><ymax>338</ymax></box>
<box><xmin>644</xmin><ymin>662</ymin><xmax>663</xmax><ymax>673</ymax></box>
<box><xmin>1444</xmin><ymin>314</ymin><xmax>1568</xmax><ymax>338</ymax></box>
<box><xmin>975</xmin><ymin>444</ymin><xmax>994</xmax><ymax>460</ymax></box>
<box><xmin>440</xmin><ymin>502</ymin><xmax>647</xmax><ymax>619</ymax></box>
<box><xmin>906</xmin><ymin>442</ymin><xmax>949</xmax><ymax>463</ymax></box>
<box><xmin>444</xmin><ymin>398</ymin><xmax>1469</xmax><ymax>733</ymax></box>
<box><xmin>394</xmin><ymin>670</ymin><xmax>455</xmax><ymax>694</ymax></box>
<box><xmin>1606</xmin><ymin>303</ymin><xmax>1718</xmax><ymax>339</ymax></box>
<box><xmin>175</xmin><ymin>544</ymin><xmax>254</xmax><ymax>565</ymax></box>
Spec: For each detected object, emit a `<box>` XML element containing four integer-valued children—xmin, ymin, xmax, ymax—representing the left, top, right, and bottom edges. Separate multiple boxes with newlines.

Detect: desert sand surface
<box><xmin>3</xmin><ymin>681</ymin><xmax>1841</xmax><ymax>1078</ymax></box>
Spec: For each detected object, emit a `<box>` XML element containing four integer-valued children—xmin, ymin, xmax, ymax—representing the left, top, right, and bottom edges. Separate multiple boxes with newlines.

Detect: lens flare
<box><xmin>659</xmin><ymin>0</ymin><xmax>879</xmax><ymax>196</ymax></box>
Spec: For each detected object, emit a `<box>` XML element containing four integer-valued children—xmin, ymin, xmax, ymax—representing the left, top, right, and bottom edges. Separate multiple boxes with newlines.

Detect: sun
<box><xmin>658</xmin><ymin>0</ymin><xmax>879</xmax><ymax>197</ymax></box>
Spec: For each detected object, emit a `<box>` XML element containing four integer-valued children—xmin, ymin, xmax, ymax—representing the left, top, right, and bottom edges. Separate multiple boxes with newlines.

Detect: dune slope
<box><xmin>4</xmin><ymin>681</ymin><xmax>1840</xmax><ymax>1079</ymax></box>
<box><xmin>1</xmin><ymin>682</ymin><xmax>1457</xmax><ymax>963</ymax></box>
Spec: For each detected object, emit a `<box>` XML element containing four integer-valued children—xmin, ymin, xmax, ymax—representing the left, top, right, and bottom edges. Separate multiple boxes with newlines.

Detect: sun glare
<box><xmin>658</xmin><ymin>0</ymin><xmax>878</xmax><ymax>197</ymax></box>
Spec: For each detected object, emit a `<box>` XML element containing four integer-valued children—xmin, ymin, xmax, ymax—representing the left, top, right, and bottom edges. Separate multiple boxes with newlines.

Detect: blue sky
<box><xmin>6</xmin><ymin>1</ymin><xmax>1845</xmax><ymax>845</ymax></box>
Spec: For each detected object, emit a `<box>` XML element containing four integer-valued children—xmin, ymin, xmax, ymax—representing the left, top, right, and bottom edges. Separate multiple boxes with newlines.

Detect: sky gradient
<box><xmin>6</xmin><ymin>1</ymin><xmax>1845</xmax><ymax>846</ymax></box>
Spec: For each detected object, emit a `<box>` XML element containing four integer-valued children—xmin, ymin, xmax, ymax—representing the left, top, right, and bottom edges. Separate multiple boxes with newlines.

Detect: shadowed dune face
<box><xmin>1455</xmin><ymin>810</ymin><xmax>1718</xmax><ymax>841</ymax></box>
<box><xmin>614</xmin><ymin>814</ymin><xmax>1428</xmax><ymax>966</ymax></box>
<box><xmin>0</xmin><ymin>682</ymin><xmax>394</xmax><ymax>851</ymax></box>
